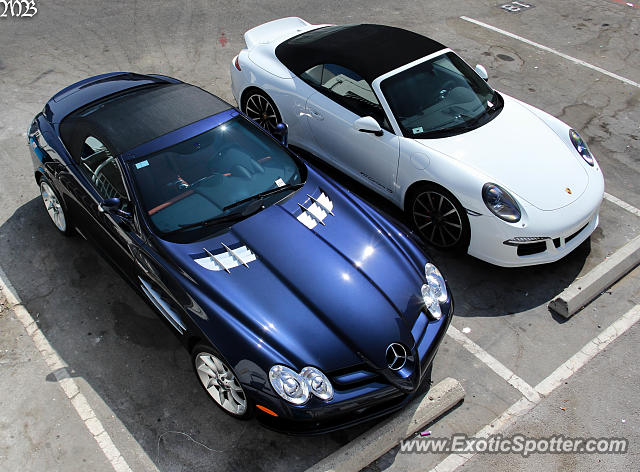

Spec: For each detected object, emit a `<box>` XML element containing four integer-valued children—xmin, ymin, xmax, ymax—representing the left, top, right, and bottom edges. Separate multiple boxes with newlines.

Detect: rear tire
<box><xmin>406</xmin><ymin>183</ymin><xmax>470</xmax><ymax>252</ymax></box>
<box><xmin>241</xmin><ymin>89</ymin><xmax>282</xmax><ymax>133</ymax></box>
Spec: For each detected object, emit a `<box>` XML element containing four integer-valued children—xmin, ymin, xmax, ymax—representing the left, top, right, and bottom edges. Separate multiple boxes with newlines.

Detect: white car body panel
<box><xmin>230</xmin><ymin>19</ymin><xmax>605</xmax><ymax>267</ymax></box>
<box><xmin>414</xmin><ymin>95</ymin><xmax>589</xmax><ymax>211</ymax></box>
<box><xmin>305</xmin><ymin>90</ymin><xmax>400</xmax><ymax>195</ymax></box>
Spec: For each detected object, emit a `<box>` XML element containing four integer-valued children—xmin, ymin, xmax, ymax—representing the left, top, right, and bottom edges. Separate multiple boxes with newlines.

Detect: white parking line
<box><xmin>447</xmin><ymin>327</ymin><xmax>539</xmax><ymax>402</ymax></box>
<box><xmin>433</xmin><ymin>304</ymin><xmax>640</xmax><ymax>472</ymax></box>
<box><xmin>0</xmin><ymin>266</ymin><xmax>133</xmax><ymax>472</ymax></box>
<box><xmin>604</xmin><ymin>192</ymin><xmax>640</xmax><ymax>218</ymax></box>
<box><xmin>460</xmin><ymin>16</ymin><xmax>640</xmax><ymax>89</ymax></box>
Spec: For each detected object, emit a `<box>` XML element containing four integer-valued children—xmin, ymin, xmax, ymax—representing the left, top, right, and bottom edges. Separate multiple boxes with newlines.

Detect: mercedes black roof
<box><xmin>60</xmin><ymin>82</ymin><xmax>232</xmax><ymax>159</ymax></box>
<box><xmin>275</xmin><ymin>24</ymin><xmax>446</xmax><ymax>83</ymax></box>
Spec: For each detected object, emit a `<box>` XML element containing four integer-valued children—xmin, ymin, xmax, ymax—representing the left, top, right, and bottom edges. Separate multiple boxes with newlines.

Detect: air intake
<box><xmin>297</xmin><ymin>192</ymin><xmax>334</xmax><ymax>229</ymax></box>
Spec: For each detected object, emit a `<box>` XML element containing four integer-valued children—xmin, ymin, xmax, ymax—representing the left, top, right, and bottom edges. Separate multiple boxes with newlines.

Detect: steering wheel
<box><xmin>92</xmin><ymin>156</ymin><xmax>115</xmax><ymax>185</ymax></box>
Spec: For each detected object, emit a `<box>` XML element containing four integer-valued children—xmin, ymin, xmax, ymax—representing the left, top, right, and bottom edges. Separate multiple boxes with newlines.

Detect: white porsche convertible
<box><xmin>230</xmin><ymin>17</ymin><xmax>604</xmax><ymax>267</ymax></box>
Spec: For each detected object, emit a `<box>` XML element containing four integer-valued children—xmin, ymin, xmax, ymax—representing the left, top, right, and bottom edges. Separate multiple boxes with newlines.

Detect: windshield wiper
<box><xmin>165</xmin><ymin>211</ymin><xmax>252</xmax><ymax>235</ymax></box>
<box><xmin>222</xmin><ymin>183</ymin><xmax>303</xmax><ymax>212</ymax></box>
<box><xmin>163</xmin><ymin>183</ymin><xmax>302</xmax><ymax>235</ymax></box>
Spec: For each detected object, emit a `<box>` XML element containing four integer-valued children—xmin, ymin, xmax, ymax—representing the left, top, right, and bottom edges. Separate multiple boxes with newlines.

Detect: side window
<box><xmin>301</xmin><ymin>64</ymin><xmax>390</xmax><ymax>130</ymax></box>
<box><xmin>75</xmin><ymin>136</ymin><xmax>128</xmax><ymax>202</ymax></box>
<box><xmin>300</xmin><ymin>64</ymin><xmax>323</xmax><ymax>86</ymax></box>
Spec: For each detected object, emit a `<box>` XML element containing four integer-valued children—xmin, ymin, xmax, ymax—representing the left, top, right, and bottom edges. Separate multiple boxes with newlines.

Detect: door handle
<box><xmin>309</xmin><ymin>108</ymin><xmax>324</xmax><ymax>120</ymax></box>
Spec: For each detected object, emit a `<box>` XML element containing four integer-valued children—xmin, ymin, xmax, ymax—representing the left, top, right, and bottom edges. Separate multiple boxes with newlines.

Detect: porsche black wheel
<box><xmin>408</xmin><ymin>184</ymin><xmax>470</xmax><ymax>251</ymax></box>
<box><xmin>242</xmin><ymin>90</ymin><xmax>281</xmax><ymax>133</ymax></box>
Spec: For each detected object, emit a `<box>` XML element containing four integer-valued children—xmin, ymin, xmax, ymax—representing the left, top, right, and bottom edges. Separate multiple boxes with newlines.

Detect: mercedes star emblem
<box><xmin>385</xmin><ymin>343</ymin><xmax>408</xmax><ymax>371</ymax></box>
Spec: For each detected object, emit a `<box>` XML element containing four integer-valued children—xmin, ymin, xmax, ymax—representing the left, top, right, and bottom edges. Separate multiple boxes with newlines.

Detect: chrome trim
<box><xmin>298</xmin><ymin>202</ymin><xmax>326</xmax><ymax>226</ymax></box>
<box><xmin>139</xmin><ymin>277</ymin><xmax>186</xmax><ymax>334</ymax></box>
<box><xmin>297</xmin><ymin>192</ymin><xmax>334</xmax><ymax>229</ymax></box>
<box><xmin>74</xmin><ymin>227</ymin><xmax>88</xmax><ymax>240</ymax></box>
<box><xmin>204</xmin><ymin>247</ymin><xmax>229</xmax><ymax>273</ymax></box>
<box><xmin>306</xmin><ymin>193</ymin><xmax>334</xmax><ymax>216</ymax></box>
<box><xmin>221</xmin><ymin>242</ymin><xmax>249</xmax><ymax>268</ymax></box>
<box><xmin>385</xmin><ymin>343</ymin><xmax>408</xmax><ymax>371</ymax></box>
<box><xmin>194</xmin><ymin>245</ymin><xmax>257</xmax><ymax>272</ymax></box>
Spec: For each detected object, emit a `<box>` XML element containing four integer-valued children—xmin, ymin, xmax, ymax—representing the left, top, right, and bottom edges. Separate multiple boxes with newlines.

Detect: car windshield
<box><xmin>129</xmin><ymin>116</ymin><xmax>306</xmax><ymax>242</ymax></box>
<box><xmin>380</xmin><ymin>52</ymin><xmax>503</xmax><ymax>139</ymax></box>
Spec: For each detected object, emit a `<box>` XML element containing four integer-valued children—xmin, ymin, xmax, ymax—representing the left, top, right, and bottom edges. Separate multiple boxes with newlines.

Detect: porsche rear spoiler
<box><xmin>243</xmin><ymin>17</ymin><xmax>313</xmax><ymax>49</ymax></box>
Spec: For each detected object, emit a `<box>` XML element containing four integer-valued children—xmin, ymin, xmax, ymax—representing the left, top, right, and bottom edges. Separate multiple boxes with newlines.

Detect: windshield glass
<box><xmin>129</xmin><ymin>116</ymin><xmax>306</xmax><ymax>241</ymax></box>
<box><xmin>380</xmin><ymin>52</ymin><xmax>503</xmax><ymax>139</ymax></box>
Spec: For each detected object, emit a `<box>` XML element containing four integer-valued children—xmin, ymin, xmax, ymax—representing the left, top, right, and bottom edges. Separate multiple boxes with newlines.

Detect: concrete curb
<box><xmin>549</xmin><ymin>234</ymin><xmax>640</xmax><ymax>318</ymax></box>
<box><xmin>305</xmin><ymin>377</ymin><xmax>465</xmax><ymax>472</ymax></box>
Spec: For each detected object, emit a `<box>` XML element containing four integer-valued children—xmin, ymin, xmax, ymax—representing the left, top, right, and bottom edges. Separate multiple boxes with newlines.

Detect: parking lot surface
<box><xmin>0</xmin><ymin>1</ymin><xmax>638</xmax><ymax>471</ymax></box>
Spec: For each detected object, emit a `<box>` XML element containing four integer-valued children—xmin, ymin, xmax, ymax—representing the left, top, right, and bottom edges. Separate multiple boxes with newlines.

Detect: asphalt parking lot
<box><xmin>0</xmin><ymin>1</ymin><xmax>639</xmax><ymax>471</ymax></box>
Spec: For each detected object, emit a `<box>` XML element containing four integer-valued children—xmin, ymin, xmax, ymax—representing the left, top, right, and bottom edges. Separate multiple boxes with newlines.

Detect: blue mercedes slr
<box><xmin>28</xmin><ymin>72</ymin><xmax>453</xmax><ymax>433</ymax></box>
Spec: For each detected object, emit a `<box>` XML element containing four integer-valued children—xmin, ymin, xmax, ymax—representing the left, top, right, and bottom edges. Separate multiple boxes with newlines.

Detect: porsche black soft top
<box><xmin>60</xmin><ymin>82</ymin><xmax>231</xmax><ymax>159</ymax></box>
<box><xmin>275</xmin><ymin>24</ymin><xmax>446</xmax><ymax>83</ymax></box>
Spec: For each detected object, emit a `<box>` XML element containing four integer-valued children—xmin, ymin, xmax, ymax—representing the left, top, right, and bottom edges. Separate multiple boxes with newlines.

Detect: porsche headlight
<box><xmin>269</xmin><ymin>365</ymin><xmax>310</xmax><ymax>405</ymax></box>
<box><xmin>301</xmin><ymin>366</ymin><xmax>334</xmax><ymax>401</ymax></box>
<box><xmin>269</xmin><ymin>365</ymin><xmax>334</xmax><ymax>404</ymax></box>
<box><xmin>569</xmin><ymin>129</ymin><xmax>594</xmax><ymax>166</ymax></box>
<box><xmin>482</xmin><ymin>183</ymin><xmax>521</xmax><ymax>223</ymax></box>
<box><xmin>422</xmin><ymin>263</ymin><xmax>448</xmax><ymax>321</ymax></box>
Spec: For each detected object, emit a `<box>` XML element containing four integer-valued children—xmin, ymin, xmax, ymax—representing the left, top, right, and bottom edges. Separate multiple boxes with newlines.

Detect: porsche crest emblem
<box><xmin>565</xmin><ymin>187</ymin><xmax>572</xmax><ymax>195</ymax></box>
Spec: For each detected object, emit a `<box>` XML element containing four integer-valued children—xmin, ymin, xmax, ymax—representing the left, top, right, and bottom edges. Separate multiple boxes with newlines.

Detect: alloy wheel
<box><xmin>412</xmin><ymin>190</ymin><xmax>463</xmax><ymax>248</ymax></box>
<box><xmin>244</xmin><ymin>93</ymin><xmax>279</xmax><ymax>132</ymax></box>
<box><xmin>195</xmin><ymin>352</ymin><xmax>247</xmax><ymax>416</ymax></box>
<box><xmin>40</xmin><ymin>181</ymin><xmax>67</xmax><ymax>232</ymax></box>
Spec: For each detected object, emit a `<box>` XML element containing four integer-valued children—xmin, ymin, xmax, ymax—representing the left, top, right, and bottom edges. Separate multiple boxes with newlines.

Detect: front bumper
<box><xmin>251</xmin><ymin>296</ymin><xmax>454</xmax><ymax>434</ymax></box>
<box><xmin>467</xmin><ymin>184</ymin><xmax>604</xmax><ymax>267</ymax></box>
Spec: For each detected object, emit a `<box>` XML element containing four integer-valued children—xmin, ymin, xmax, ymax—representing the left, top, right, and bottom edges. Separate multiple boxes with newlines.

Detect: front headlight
<box><xmin>269</xmin><ymin>365</ymin><xmax>310</xmax><ymax>405</ymax></box>
<box><xmin>422</xmin><ymin>263</ymin><xmax>448</xmax><ymax>321</ymax></box>
<box><xmin>301</xmin><ymin>366</ymin><xmax>334</xmax><ymax>401</ymax></box>
<box><xmin>482</xmin><ymin>183</ymin><xmax>521</xmax><ymax>223</ymax></box>
<box><xmin>269</xmin><ymin>365</ymin><xmax>334</xmax><ymax>404</ymax></box>
<box><xmin>569</xmin><ymin>129</ymin><xmax>594</xmax><ymax>166</ymax></box>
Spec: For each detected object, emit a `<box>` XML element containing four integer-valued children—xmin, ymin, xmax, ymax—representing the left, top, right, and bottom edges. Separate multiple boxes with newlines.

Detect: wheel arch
<box><xmin>240</xmin><ymin>86</ymin><xmax>270</xmax><ymax>110</ymax></box>
<box><xmin>403</xmin><ymin>180</ymin><xmax>457</xmax><ymax>213</ymax></box>
<box><xmin>403</xmin><ymin>179</ymin><xmax>472</xmax><ymax>252</ymax></box>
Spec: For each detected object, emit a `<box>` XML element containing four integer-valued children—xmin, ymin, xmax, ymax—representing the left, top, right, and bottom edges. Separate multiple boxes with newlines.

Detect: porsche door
<box><xmin>303</xmin><ymin>64</ymin><xmax>399</xmax><ymax>196</ymax></box>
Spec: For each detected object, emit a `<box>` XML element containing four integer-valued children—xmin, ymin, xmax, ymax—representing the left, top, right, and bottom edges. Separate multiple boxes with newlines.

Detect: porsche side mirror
<box><xmin>475</xmin><ymin>64</ymin><xmax>489</xmax><ymax>81</ymax></box>
<box><xmin>354</xmin><ymin>116</ymin><xmax>383</xmax><ymax>137</ymax></box>
<box><xmin>98</xmin><ymin>197</ymin><xmax>132</xmax><ymax>219</ymax></box>
<box><xmin>273</xmin><ymin>122</ymin><xmax>288</xmax><ymax>147</ymax></box>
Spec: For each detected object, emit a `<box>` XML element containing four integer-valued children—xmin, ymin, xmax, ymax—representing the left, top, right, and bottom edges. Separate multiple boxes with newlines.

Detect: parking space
<box><xmin>0</xmin><ymin>1</ymin><xmax>639</xmax><ymax>471</ymax></box>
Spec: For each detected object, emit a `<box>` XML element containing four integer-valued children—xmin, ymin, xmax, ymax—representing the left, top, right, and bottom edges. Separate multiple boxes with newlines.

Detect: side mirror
<box><xmin>273</xmin><ymin>122</ymin><xmax>288</xmax><ymax>147</ymax></box>
<box><xmin>475</xmin><ymin>64</ymin><xmax>489</xmax><ymax>81</ymax></box>
<box><xmin>98</xmin><ymin>197</ymin><xmax>132</xmax><ymax>219</ymax></box>
<box><xmin>354</xmin><ymin>116</ymin><xmax>383</xmax><ymax>137</ymax></box>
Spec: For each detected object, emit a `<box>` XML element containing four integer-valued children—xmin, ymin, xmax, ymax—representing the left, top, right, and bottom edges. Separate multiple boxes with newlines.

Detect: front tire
<box><xmin>192</xmin><ymin>344</ymin><xmax>252</xmax><ymax>419</ymax></box>
<box><xmin>39</xmin><ymin>177</ymin><xmax>73</xmax><ymax>236</ymax></box>
<box><xmin>407</xmin><ymin>184</ymin><xmax>470</xmax><ymax>252</ymax></box>
<box><xmin>241</xmin><ymin>89</ymin><xmax>282</xmax><ymax>133</ymax></box>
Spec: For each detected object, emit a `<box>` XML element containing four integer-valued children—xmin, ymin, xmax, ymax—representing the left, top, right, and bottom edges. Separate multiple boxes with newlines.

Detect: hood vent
<box><xmin>194</xmin><ymin>243</ymin><xmax>257</xmax><ymax>273</ymax></box>
<box><xmin>297</xmin><ymin>192</ymin><xmax>334</xmax><ymax>229</ymax></box>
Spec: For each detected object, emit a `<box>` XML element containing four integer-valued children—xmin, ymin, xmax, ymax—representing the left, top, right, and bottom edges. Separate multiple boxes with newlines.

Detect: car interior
<box><xmin>131</xmin><ymin>118</ymin><xmax>301</xmax><ymax>234</ymax></box>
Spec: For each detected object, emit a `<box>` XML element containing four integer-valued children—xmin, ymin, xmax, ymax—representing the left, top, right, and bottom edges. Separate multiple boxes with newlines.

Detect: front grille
<box><xmin>566</xmin><ymin>223</ymin><xmax>588</xmax><ymax>244</ymax></box>
<box><xmin>330</xmin><ymin>364</ymin><xmax>384</xmax><ymax>389</ymax></box>
<box><xmin>517</xmin><ymin>241</ymin><xmax>547</xmax><ymax>256</ymax></box>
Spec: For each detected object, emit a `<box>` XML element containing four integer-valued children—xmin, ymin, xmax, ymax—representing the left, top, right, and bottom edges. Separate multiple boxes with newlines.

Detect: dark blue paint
<box><xmin>28</xmin><ymin>72</ymin><xmax>454</xmax><ymax>433</ymax></box>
